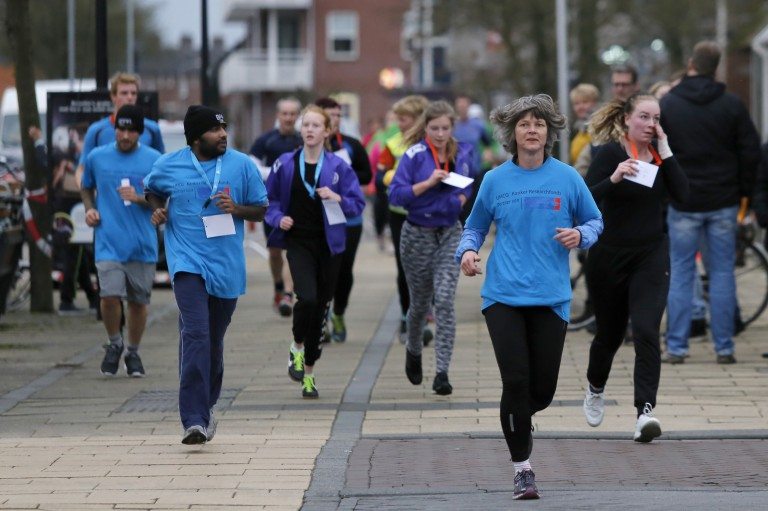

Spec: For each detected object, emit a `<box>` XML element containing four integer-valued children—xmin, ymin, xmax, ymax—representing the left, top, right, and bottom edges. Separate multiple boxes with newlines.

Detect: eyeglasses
<box><xmin>612</xmin><ymin>82</ymin><xmax>634</xmax><ymax>88</ymax></box>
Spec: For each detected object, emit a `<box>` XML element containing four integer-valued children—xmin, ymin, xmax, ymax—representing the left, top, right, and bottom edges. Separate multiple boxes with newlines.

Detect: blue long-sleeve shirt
<box><xmin>455</xmin><ymin>156</ymin><xmax>603</xmax><ymax>321</ymax></box>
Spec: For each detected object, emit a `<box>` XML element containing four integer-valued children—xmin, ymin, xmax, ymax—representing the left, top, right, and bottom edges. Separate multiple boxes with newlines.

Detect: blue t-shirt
<box><xmin>458</xmin><ymin>157</ymin><xmax>602</xmax><ymax>321</ymax></box>
<box><xmin>81</xmin><ymin>143</ymin><xmax>161</xmax><ymax>263</ymax></box>
<box><xmin>79</xmin><ymin>116</ymin><xmax>165</xmax><ymax>166</ymax></box>
<box><xmin>143</xmin><ymin>147</ymin><xmax>268</xmax><ymax>298</ymax></box>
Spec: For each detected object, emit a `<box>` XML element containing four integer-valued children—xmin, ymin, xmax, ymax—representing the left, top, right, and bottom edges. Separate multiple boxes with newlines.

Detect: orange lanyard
<box><xmin>627</xmin><ymin>136</ymin><xmax>661</xmax><ymax>166</ymax></box>
<box><xmin>426</xmin><ymin>137</ymin><xmax>449</xmax><ymax>171</ymax></box>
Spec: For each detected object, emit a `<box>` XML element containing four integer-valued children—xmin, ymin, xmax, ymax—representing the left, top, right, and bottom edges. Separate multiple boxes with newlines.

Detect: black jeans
<box><xmin>286</xmin><ymin>235</ymin><xmax>341</xmax><ymax>366</ymax></box>
<box><xmin>483</xmin><ymin>303</ymin><xmax>567</xmax><ymax>461</ymax></box>
<box><xmin>333</xmin><ymin>224</ymin><xmax>362</xmax><ymax>316</ymax></box>
<box><xmin>585</xmin><ymin>239</ymin><xmax>669</xmax><ymax>413</ymax></box>
<box><xmin>388</xmin><ymin>211</ymin><xmax>409</xmax><ymax>316</ymax></box>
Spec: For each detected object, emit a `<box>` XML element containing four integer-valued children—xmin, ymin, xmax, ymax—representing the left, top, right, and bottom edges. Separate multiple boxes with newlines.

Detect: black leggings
<box><xmin>585</xmin><ymin>239</ymin><xmax>668</xmax><ymax>413</ymax></box>
<box><xmin>483</xmin><ymin>303</ymin><xmax>567</xmax><ymax>462</ymax></box>
<box><xmin>388</xmin><ymin>211</ymin><xmax>409</xmax><ymax>316</ymax></box>
<box><xmin>333</xmin><ymin>224</ymin><xmax>363</xmax><ymax>316</ymax></box>
<box><xmin>373</xmin><ymin>190</ymin><xmax>389</xmax><ymax>236</ymax></box>
<box><xmin>286</xmin><ymin>235</ymin><xmax>342</xmax><ymax>366</ymax></box>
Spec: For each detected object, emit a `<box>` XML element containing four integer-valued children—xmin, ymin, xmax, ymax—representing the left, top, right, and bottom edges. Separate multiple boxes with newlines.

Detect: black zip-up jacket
<box><xmin>659</xmin><ymin>75</ymin><xmax>761</xmax><ymax>212</ymax></box>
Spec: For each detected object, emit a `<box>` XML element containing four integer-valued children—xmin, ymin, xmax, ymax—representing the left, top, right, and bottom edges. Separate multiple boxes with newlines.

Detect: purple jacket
<box><xmin>265</xmin><ymin>149</ymin><xmax>366</xmax><ymax>255</ymax></box>
<box><xmin>389</xmin><ymin>140</ymin><xmax>475</xmax><ymax>227</ymax></box>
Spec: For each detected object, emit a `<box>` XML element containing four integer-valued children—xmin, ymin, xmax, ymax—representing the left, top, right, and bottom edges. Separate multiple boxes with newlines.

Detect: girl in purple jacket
<box><xmin>265</xmin><ymin>105</ymin><xmax>365</xmax><ymax>398</ymax></box>
<box><xmin>389</xmin><ymin>100</ymin><xmax>476</xmax><ymax>395</ymax></box>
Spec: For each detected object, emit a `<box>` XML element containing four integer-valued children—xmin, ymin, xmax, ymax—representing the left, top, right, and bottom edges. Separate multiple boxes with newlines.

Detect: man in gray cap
<box><xmin>81</xmin><ymin>104</ymin><xmax>162</xmax><ymax>378</ymax></box>
<box><xmin>144</xmin><ymin>105</ymin><xmax>268</xmax><ymax>445</ymax></box>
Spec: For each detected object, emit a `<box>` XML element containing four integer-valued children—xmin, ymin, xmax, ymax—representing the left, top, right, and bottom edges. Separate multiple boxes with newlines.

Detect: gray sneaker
<box><xmin>206</xmin><ymin>408</ymin><xmax>218</xmax><ymax>442</ymax></box>
<box><xmin>182</xmin><ymin>425</ymin><xmax>207</xmax><ymax>445</ymax></box>
<box><xmin>100</xmin><ymin>343</ymin><xmax>124</xmax><ymax>376</ymax></box>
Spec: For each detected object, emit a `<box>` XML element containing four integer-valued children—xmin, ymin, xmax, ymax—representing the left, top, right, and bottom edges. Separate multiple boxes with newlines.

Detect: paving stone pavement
<box><xmin>1</xmin><ymin>228</ymin><xmax>767</xmax><ymax>510</ymax></box>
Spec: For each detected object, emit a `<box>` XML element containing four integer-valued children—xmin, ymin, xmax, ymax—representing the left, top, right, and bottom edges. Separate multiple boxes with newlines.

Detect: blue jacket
<box><xmin>388</xmin><ymin>140</ymin><xmax>475</xmax><ymax>227</ymax></box>
<box><xmin>265</xmin><ymin>149</ymin><xmax>366</xmax><ymax>255</ymax></box>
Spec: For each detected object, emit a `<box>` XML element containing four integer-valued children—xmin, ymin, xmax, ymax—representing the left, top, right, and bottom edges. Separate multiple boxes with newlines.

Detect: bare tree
<box><xmin>5</xmin><ymin>0</ymin><xmax>54</xmax><ymax>312</ymax></box>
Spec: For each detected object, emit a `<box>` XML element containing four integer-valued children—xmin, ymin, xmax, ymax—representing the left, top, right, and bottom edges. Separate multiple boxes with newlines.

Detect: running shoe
<box><xmin>661</xmin><ymin>352</ymin><xmax>685</xmax><ymax>364</ymax></box>
<box><xmin>181</xmin><ymin>424</ymin><xmax>207</xmax><ymax>445</ymax></box>
<box><xmin>302</xmin><ymin>374</ymin><xmax>319</xmax><ymax>398</ymax></box>
<box><xmin>583</xmin><ymin>387</ymin><xmax>605</xmax><ymax>427</ymax></box>
<box><xmin>512</xmin><ymin>469</ymin><xmax>540</xmax><ymax>500</ymax></box>
<box><xmin>405</xmin><ymin>349</ymin><xmax>422</xmax><ymax>385</ymax></box>
<box><xmin>716</xmin><ymin>354</ymin><xmax>737</xmax><ymax>364</ymax></box>
<box><xmin>432</xmin><ymin>371</ymin><xmax>452</xmax><ymax>395</ymax></box>
<box><xmin>288</xmin><ymin>349</ymin><xmax>305</xmax><ymax>382</ymax></box>
<box><xmin>100</xmin><ymin>343</ymin><xmax>124</xmax><ymax>376</ymax></box>
<box><xmin>206</xmin><ymin>408</ymin><xmax>218</xmax><ymax>442</ymax></box>
<box><xmin>633</xmin><ymin>403</ymin><xmax>662</xmax><ymax>443</ymax></box>
<box><xmin>124</xmin><ymin>351</ymin><xmax>145</xmax><ymax>378</ymax></box>
<box><xmin>278</xmin><ymin>292</ymin><xmax>293</xmax><ymax>317</ymax></box>
<box><xmin>331</xmin><ymin>313</ymin><xmax>347</xmax><ymax>343</ymax></box>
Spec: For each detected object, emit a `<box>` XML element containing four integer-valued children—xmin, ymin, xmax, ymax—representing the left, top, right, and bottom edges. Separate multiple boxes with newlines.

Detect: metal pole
<box><xmin>67</xmin><ymin>0</ymin><xmax>75</xmax><ymax>87</ymax></box>
<box><xmin>95</xmin><ymin>0</ymin><xmax>108</xmax><ymax>89</ymax></box>
<box><xmin>716</xmin><ymin>0</ymin><xmax>728</xmax><ymax>82</ymax></box>
<box><xmin>556</xmin><ymin>0</ymin><xmax>569</xmax><ymax>161</ymax></box>
<box><xmin>201</xmin><ymin>0</ymin><xmax>211</xmax><ymax>105</ymax></box>
<box><xmin>127</xmin><ymin>0</ymin><xmax>135</xmax><ymax>73</ymax></box>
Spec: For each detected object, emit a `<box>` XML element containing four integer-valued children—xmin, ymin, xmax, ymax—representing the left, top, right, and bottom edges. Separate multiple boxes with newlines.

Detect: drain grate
<box><xmin>114</xmin><ymin>388</ymin><xmax>240</xmax><ymax>413</ymax></box>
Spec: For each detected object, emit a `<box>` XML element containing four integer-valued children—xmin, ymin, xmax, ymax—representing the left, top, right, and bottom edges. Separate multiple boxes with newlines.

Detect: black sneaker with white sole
<box><xmin>513</xmin><ymin>469</ymin><xmax>540</xmax><ymax>500</ymax></box>
<box><xmin>100</xmin><ymin>343</ymin><xmax>124</xmax><ymax>376</ymax></box>
<box><xmin>124</xmin><ymin>351</ymin><xmax>145</xmax><ymax>377</ymax></box>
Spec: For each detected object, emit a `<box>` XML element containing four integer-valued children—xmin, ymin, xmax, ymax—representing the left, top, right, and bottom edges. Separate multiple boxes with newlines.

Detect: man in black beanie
<box><xmin>81</xmin><ymin>103</ymin><xmax>162</xmax><ymax>378</ymax></box>
<box><xmin>144</xmin><ymin>105</ymin><xmax>269</xmax><ymax>444</ymax></box>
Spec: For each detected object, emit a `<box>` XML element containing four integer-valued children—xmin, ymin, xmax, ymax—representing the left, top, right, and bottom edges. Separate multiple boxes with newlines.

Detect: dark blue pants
<box><xmin>173</xmin><ymin>272</ymin><xmax>237</xmax><ymax>429</ymax></box>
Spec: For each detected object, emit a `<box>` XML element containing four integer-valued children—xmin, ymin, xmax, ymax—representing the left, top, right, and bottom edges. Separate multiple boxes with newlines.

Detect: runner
<box><xmin>457</xmin><ymin>95</ymin><xmax>603</xmax><ymax>500</ymax></box>
<box><xmin>265</xmin><ymin>105</ymin><xmax>365</xmax><ymax>398</ymax></box>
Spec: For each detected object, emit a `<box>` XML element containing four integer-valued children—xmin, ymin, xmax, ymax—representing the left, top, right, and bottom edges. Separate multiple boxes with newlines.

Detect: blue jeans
<box><xmin>666</xmin><ymin>206</ymin><xmax>737</xmax><ymax>356</ymax></box>
<box><xmin>173</xmin><ymin>272</ymin><xmax>237</xmax><ymax>430</ymax></box>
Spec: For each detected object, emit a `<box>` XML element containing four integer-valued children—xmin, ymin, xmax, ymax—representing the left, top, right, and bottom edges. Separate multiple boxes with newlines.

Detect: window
<box><xmin>326</xmin><ymin>11</ymin><xmax>359</xmax><ymax>61</ymax></box>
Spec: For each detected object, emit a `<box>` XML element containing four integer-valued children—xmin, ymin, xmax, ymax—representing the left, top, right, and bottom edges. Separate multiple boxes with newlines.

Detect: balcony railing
<box><xmin>224</xmin><ymin>0</ymin><xmax>312</xmax><ymax>21</ymax></box>
<box><xmin>219</xmin><ymin>48</ymin><xmax>313</xmax><ymax>94</ymax></box>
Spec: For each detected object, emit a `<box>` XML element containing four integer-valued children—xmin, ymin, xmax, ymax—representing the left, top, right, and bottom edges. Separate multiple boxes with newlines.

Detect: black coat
<box><xmin>660</xmin><ymin>75</ymin><xmax>761</xmax><ymax>212</ymax></box>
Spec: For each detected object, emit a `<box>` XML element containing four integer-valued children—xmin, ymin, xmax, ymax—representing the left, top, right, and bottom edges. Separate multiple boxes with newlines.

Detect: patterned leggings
<box><xmin>400</xmin><ymin>221</ymin><xmax>461</xmax><ymax>374</ymax></box>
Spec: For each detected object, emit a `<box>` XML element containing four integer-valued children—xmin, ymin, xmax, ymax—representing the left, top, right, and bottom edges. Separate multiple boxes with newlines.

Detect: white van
<box><xmin>0</xmin><ymin>79</ymin><xmax>96</xmax><ymax>162</ymax></box>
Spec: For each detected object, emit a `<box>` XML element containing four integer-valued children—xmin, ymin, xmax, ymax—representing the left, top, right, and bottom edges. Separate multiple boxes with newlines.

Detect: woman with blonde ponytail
<box><xmin>582</xmin><ymin>94</ymin><xmax>688</xmax><ymax>443</ymax></box>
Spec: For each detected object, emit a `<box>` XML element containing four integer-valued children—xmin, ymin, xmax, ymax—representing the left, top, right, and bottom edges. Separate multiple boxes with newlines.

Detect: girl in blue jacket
<box><xmin>389</xmin><ymin>100</ymin><xmax>476</xmax><ymax>396</ymax></box>
<box><xmin>265</xmin><ymin>105</ymin><xmax>365</xmax><ymax>398</ymax></box>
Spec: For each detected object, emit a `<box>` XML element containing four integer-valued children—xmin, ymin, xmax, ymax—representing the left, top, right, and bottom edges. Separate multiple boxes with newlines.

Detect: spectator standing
<box><xmin>660</xmin><ymin>41</ymin><xmax>761</xmax><ymax>364</ymax></box>
<box><xmin>249</xmin><ymin>97</ymin><xmax>303</xmax><ymax>317</ymax></box>
<box><xmin>144</xmin><ymin>106</ymin><xmax>268</xmax><ymax>444</ymax></box>
<box><xmin>80</xmin><ymin>105</ymin><xmax>162</xmax><ymax>377</ymax></box>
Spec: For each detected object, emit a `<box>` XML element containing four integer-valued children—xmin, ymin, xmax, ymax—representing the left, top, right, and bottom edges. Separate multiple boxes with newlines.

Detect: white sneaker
<box><xmin>633</xmin><ymin>403</ymin><xmax>662</xmax><ymax>443</ymax></box>
<box><xmin>583</xmin><ymin>388</ymin><xmax>605</xmax><ymax>427</ymax></box>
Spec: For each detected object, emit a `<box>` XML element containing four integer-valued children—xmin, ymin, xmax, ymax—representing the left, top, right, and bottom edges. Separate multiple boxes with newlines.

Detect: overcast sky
<box><xmin>138</xmin><ymin>0</ymin><xmax>246</xmax><ymax>49</ymax></box>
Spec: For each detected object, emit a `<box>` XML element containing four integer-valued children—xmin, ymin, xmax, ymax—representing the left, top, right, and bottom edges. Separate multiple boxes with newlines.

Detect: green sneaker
<box><xmin>302</xmin><ymin>374</ymin><xmax>319</xmax><ymax>398</ymax></box>
<box><xmin>288</xmin><ymin>349</ymin><xmax>305</xmax><ymax>382</ymax></box>
<box><xmin>331</xmin><ymin>313</ymin><xmax>347</xmax><ymax>343</ymax></box>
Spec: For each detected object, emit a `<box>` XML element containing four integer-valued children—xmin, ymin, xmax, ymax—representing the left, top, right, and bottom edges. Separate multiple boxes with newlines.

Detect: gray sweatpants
<box><xmin>400</xmin><ymin>221</ymin><xmax>461</xmax><ymax>374</ymax></box>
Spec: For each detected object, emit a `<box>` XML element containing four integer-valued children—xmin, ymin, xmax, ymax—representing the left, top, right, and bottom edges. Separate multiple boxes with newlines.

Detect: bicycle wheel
<box><xmin>568</xmin><ymin>249</ymin><xmax>594</xmax><ymax>331</ymax></box>
<box><xmin>735</xmin><ymin>241</ymin><xmax>768</xmax><ymax>327</ymax></box>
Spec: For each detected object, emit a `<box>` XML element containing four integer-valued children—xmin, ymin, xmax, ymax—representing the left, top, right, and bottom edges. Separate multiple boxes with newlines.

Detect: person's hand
<box><xmin>213</xmin><ymin>192</ymin><xmax>237</xmax><ymax>214</ymax></box>
<box><xmin>609</xmin><ymin>159</ymin><xmax>638</xmax><ymax>184</ymax></box>
<box><xmin>460</xmin><ymin>250</ymin><xmax>483</xmax><ymax>276</ymax></box>
<box><xmin>279</xmin><ymin>215</ymin><xmax>294</xmax><ymax>231</ymax></box>
<box><xmin>151</xmin><ymin>207</ymin><xmax>168</xmax><ymax>226</ymax></box>
<box><xmin>554</xmin><ymin>227</ymin><xmax>581</xmax><ymax>249</ymax></box>
<box><xmin>654</xmin><ymin>123</ymin><xmax>667</xmax><ymax>141</ymax></box>
<box><xmin>28</xmin><ymin>126</ymin><xmax>42</xmax><ymax>142</ymax></box>
<box><xmin>118</xmin><ymin>185</ymin><xmax>138</xmax><ymax>203</ymax></box>
<box><xmin>85</xmin><ymin>208</ymin><xmax>100</xmax><ymax>227</ymax></box>
<box><xmin>429</xmin><ymin>168</ymin><xmax>449</xmax><ymax>186</ymax></box>
<box><xmin>316</xmin><ymin>186</ymin><xmax>341</xmax><ymax>202</ymax></box>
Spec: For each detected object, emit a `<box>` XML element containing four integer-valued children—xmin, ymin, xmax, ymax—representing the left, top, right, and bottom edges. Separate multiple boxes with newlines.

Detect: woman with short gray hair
<box><xmin>455</xmin><ymin>94</ymin><xmax>603</xmax><ymax>500</ymax></box>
